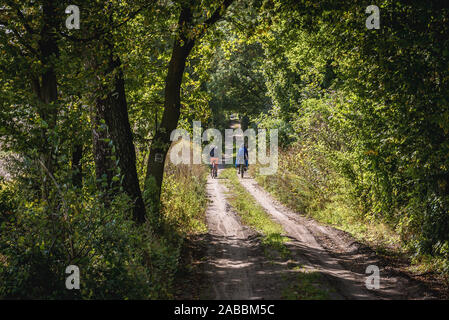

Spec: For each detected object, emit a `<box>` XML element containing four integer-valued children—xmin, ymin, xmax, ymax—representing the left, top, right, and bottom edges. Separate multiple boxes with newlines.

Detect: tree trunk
<box><xmin>144</xmin><ymin>1</ymin><xmax>234</xmax><ymax>224</ymax></box>
<box><xmin>144</xmin><ymin>32</ymin><xmax>195</xmax><ymax>222</ymax></box>
<box><xmin>101</xmin><ymin>54</ymin><xmax>146</xmax><ymax>224</ymax></box>
<box><xmin>241</xmin><ymin>115</ymin><xmax>249</xmax><ymax>132</ymax></box>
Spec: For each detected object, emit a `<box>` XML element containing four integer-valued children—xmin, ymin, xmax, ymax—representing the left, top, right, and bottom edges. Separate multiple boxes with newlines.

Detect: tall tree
<box><xmin>100</xmin><ymin>50</ymin><xmax>146</xmax><ymax>223</ymax></box>
<box><xmin>65</xmin><ymin>1</ymin><xmax>152</xmax><ymax>223</ymax></box>
<box><xmin>144</xmin><ymin>0</ymin><xmax>234</xmax><ymax>222</ymax></box>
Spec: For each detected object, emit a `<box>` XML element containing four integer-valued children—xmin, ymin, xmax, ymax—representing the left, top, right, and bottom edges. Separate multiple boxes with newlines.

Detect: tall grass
<box><xmin>161</xmin><ymin>162</ymin><xmax>208</xmax><ymax>236</ymax></box>
<box><xmin>251</xmin><ymin>146</ymin><xmax>401</xmax><ymax>250</ymax></box>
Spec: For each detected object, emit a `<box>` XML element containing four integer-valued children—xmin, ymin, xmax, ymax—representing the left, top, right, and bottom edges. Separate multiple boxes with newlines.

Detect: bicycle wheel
<box><xmin>240</xmin><ymin>164</ymin><xmax>244</xmax><ymax>178</ymax></box>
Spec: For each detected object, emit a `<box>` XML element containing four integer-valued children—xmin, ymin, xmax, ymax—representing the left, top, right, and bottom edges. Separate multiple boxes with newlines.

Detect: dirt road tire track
<box><xmin>239</xmin><ymin>176</ymin><xmax>436</xmax><ymax>300</ymax></box>
<box><xmin>203</xmin><ymin>174</ymin><xmax>294</xmax><ymax>299</ymax></box>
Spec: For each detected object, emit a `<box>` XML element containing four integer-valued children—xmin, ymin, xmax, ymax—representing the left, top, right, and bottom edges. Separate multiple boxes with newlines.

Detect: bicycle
<box><xmin>237</xmin><ymin>159</ymin><xmax>247</xmax><ymax>178</ymax></box>
<box><xmin>239</xmin><ymin>164</ymin><xmax>245</xmax><ymax>178</ymax></box>
<box><xmin>236</xmin><ymin>144</ymin><xmax>248</xmax><ymax>179</ymax></box>
<box><xmin>210</xmin><ymin>157</ymin><xmax>218</xmax><ymax>179</ymax></box>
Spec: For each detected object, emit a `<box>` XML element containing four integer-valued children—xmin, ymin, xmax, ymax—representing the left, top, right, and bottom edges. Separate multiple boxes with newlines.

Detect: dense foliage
<box><xmin>244</xmin><ymin>0</ymin><xmax>449</xmax><ymax>274</ymax></box>
<box><xmin>1</xmin><ymin>0</ymin><xmax>448</xmax><ymax>298</ymax></box>
<box><xmin>0</xmin><ymin>0</ymin><xmax>216</xmax><ymax>299</ymax></box>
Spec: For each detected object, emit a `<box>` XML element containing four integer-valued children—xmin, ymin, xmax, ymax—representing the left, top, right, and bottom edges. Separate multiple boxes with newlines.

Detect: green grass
<box><xmin>220</xmin><ymin>168</ymin><xmax>290</xmax><ymax>259</ymax></box>
<box><xmin>162</xmin><ymin>163</ymin><xmax>209</xmax><ymax>236</ymax></box>
<box><xmin>282</xmin><ymin>270</ymin><xmax>330</xmax><ymax>300</ymax></box>
<box><xmin>252</xmin><ymin>169</ymin><xmax>402</xmax><ymax>251</ymax></box>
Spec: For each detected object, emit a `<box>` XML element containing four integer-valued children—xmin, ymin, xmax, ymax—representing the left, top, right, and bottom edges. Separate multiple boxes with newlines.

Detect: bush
<box><xmin>253</xmin><ymin>92</ymin><xmax>449</xmax><ymax>276</ymax></box>
<box><xmin>0</xmin><ymin>181</ymin><xmax>15</xmax><ymax>225</ymax></box>
<box><xmin>0</xmin><ymin>188</ymin><xmax>161</xmax><ymax>299</ymax></box>
<box><xmin>161</xmin><ymin>163</ymin><xmax>208</xmax><ymax>237</ymax></box>
<box><xmin>0</xmin><ymin>156</ymin><xmax>208</xmax><ymax>299</ymax></box>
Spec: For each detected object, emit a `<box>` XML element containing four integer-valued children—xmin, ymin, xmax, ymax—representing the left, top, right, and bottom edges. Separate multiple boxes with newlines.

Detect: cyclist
<box><xmin>236</xmin><ymin>143</ymin><xmax>248</xmax><ymax>175</ymax></box>
<box><xmin>209</xmin><ymin>146</ymin><xmax>219</xmax><ymax>178</ymax></box>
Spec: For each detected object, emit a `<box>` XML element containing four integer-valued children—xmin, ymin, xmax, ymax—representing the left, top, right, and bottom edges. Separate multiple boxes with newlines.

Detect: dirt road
<box><xmin>202</xmin><ymin>175</ymin><xmax>293</xmax><ymax>299</ymax></box>
<box><xmin>239</xmin><ymin>177</ymin><xmax>436</xmax><ymax>299</ymax></box>
<box><xmin>197</xmin><ymin>167</ymin><xmax>436</xmax><ymax>300</ymax></box>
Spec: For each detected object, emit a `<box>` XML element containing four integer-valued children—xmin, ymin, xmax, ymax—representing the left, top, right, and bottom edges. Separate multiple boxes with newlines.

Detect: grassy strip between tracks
<box><xmin>220</xmin><ymin>168</ymin><xmax>290</xmax><ymax>259</ymax></box>
<box><xmin>220</xmin><ymin>168</ymin><xmax>329</xmax><ymax>299</ymax></box>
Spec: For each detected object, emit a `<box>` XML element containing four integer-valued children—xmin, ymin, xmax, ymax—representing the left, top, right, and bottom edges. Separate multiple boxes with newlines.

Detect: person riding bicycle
<box><xmin>209</xmin><ymin>146</ymin><xmax>219</xmax><ymax>175</ymax></box>
<box><xmin>236</xmin><ymin>143</ymin><xmax>248</xmax><ymax>174</ymax></box>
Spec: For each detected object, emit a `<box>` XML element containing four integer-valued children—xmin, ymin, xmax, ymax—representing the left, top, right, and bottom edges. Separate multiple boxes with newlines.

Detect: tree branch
<box><xmin>197</xmin><ymin>0</ymin><xmax>234</xmax><ymax>39</ymax></box>
<box><xmin>204</xmin><ymin>0</ymin><xmax>234</xmax><ymax>29</ymax></box>
<box><xmin>0</xmin><ymin>18</ymin><xmax>38</xmax><ymax>57</ymax></box>
<box><xmin>60</xmin><ymin>3</ymin><xmax>154</xmax><ymax>43</ymax></box>
<box><xmin>4</xmin><ymin>0</ymin><xmax>36</xmax><ymax>35</ymax></box>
